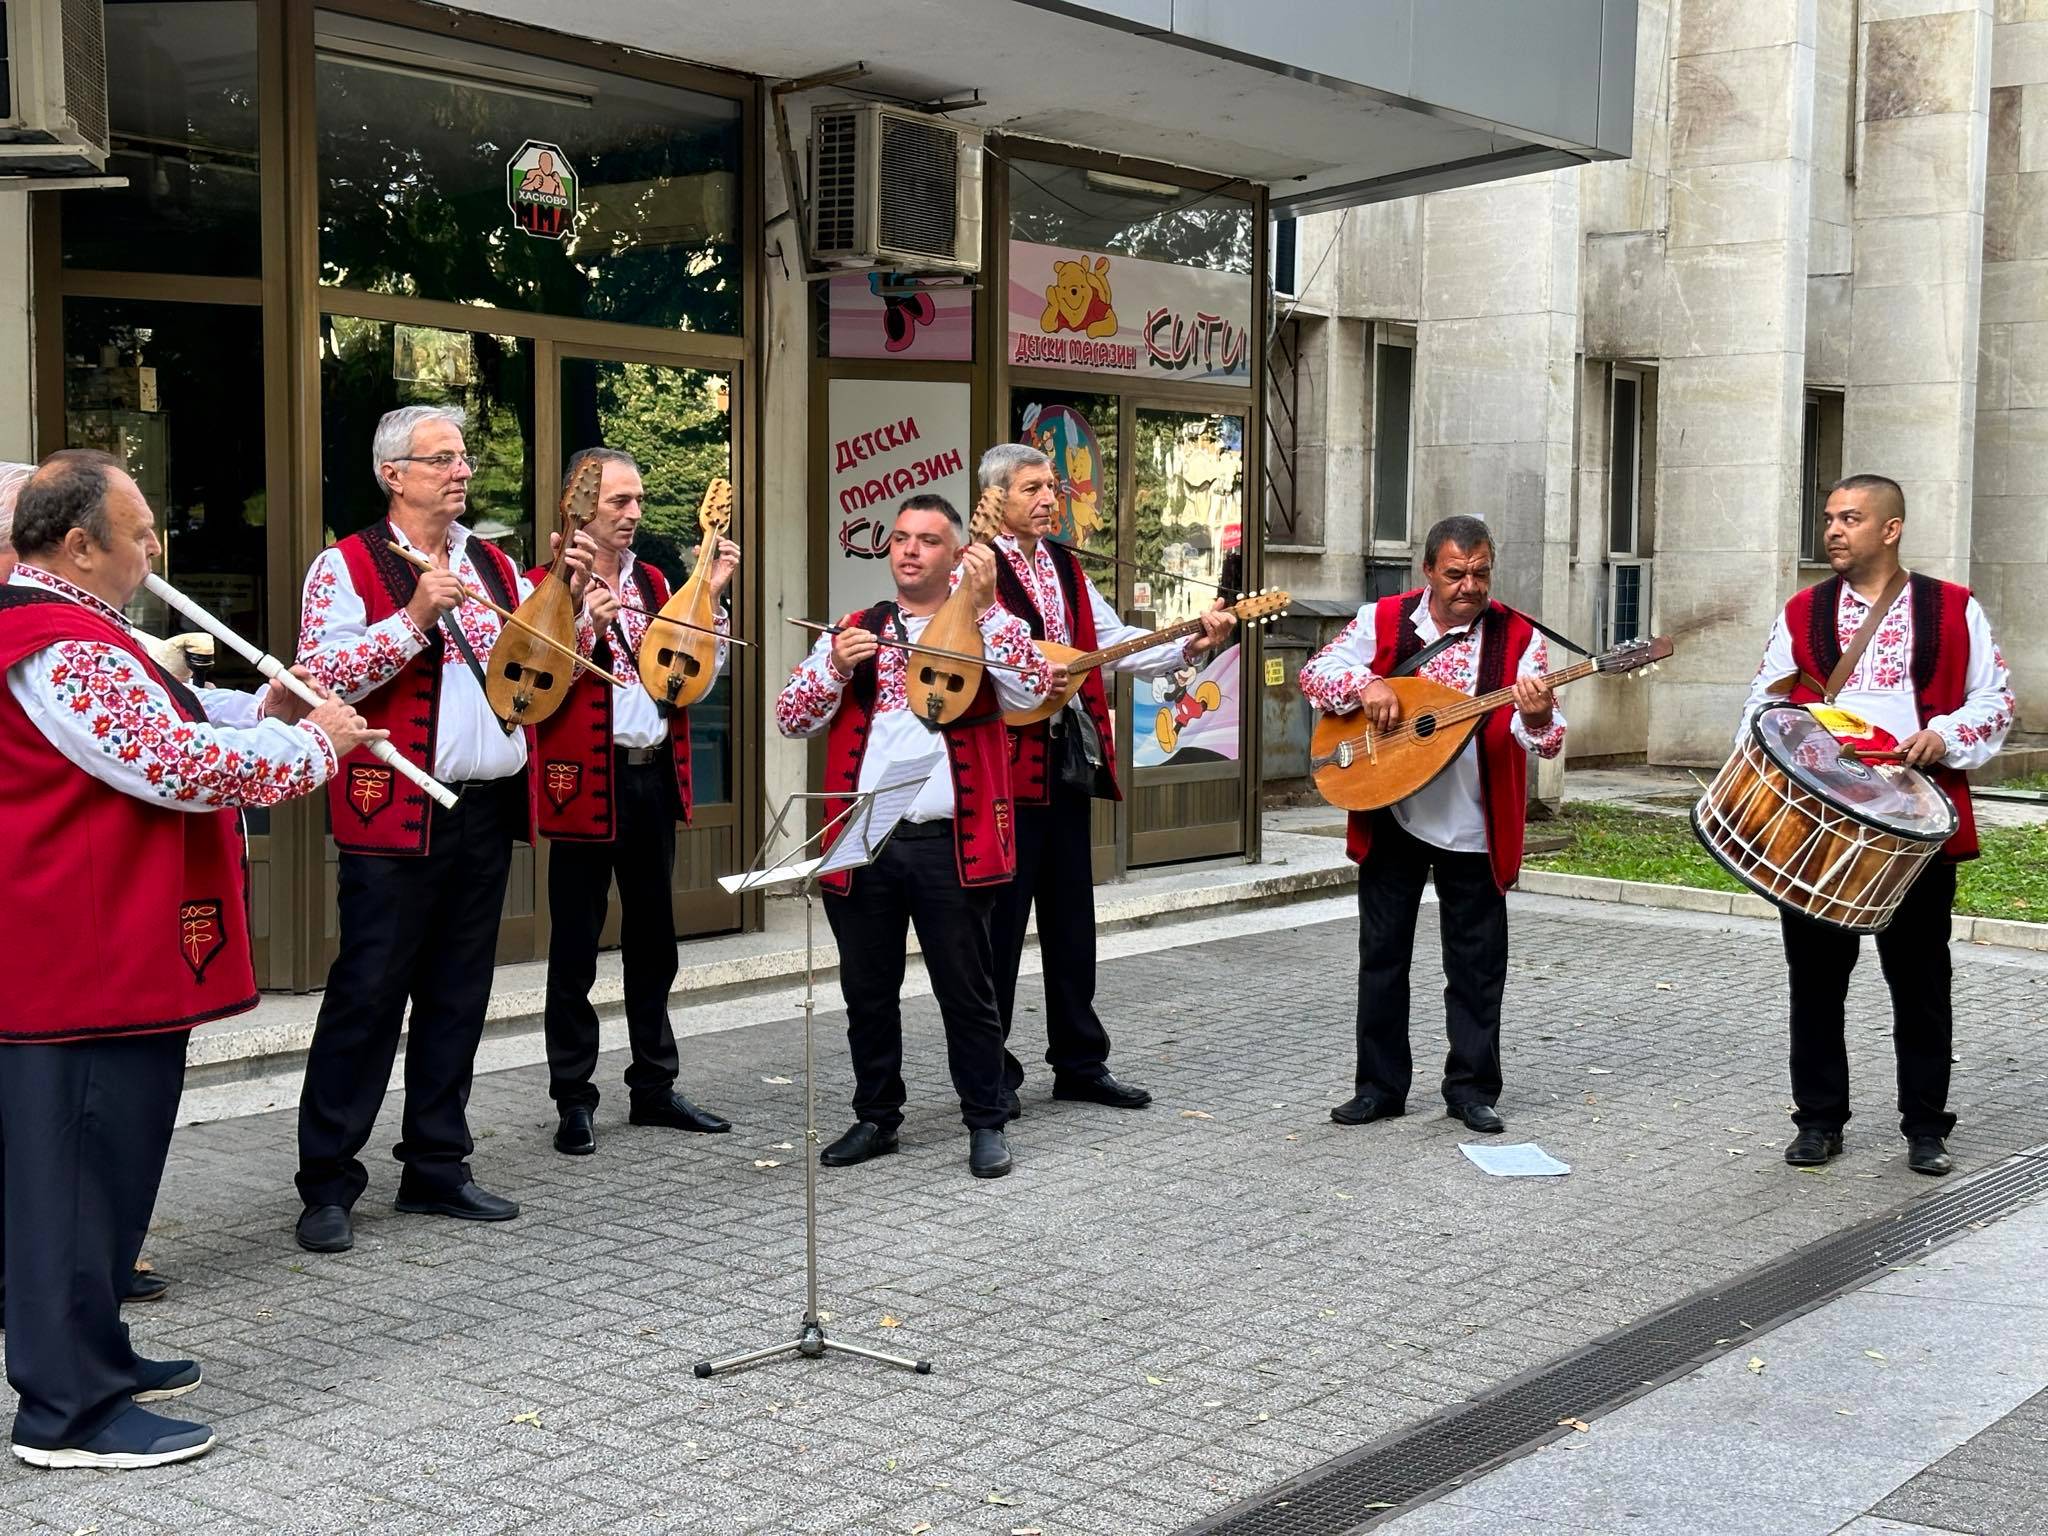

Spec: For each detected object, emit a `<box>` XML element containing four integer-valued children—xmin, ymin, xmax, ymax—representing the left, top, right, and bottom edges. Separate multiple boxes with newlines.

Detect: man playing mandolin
<box><xmin>536</xmin><ymin>447</ymin><xmax>738</xmax><ymax>1157</ymax></box>
<box><xmin>775</xmin><ymin>495</ymin><xmax>1053</xmax><ymax>1179</ymax></box>
<box><xmin>978</xmin><ymin>443</ymin><xmax>1236</xmax><ymax>1118</ymax></box>
<box><xmin>1301</xmin><ymin>515</ymin><xmax>1563</xmax><ymax>1136</ymax></box>
<box><xmin>291</xmin><ymin>405</ymin><xmax>603</xmax><ymax>1255</ymax></box>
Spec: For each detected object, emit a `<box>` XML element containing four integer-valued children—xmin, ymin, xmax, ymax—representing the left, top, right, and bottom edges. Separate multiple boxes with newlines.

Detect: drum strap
<box><xmin>1822</xmin><ymin>568</ymin><xmax>1909</xmax><ymax>702</ymax></box>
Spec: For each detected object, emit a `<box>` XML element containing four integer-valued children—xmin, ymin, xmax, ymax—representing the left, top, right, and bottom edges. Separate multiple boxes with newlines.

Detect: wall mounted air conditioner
<box><xmin>807</xmin><ymin>103</ymin><xmax>983</xmax><ymax>273</ymax></box>
<box><xmin>0</xmin><ymin>0</ymin><xmax>110</xmax><ymax>173</ymax></box>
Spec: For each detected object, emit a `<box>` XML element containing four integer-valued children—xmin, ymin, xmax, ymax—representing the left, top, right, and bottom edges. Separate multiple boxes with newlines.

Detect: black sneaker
<box><xmin>13</xmin><ymin>1405</ymin><xmax>216</xmax><ymax>1470</ymax></box>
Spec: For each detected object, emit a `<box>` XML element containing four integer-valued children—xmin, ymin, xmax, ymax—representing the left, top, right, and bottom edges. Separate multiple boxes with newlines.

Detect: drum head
<box><xmin>1751</xmin><ymin>705</ymin><xmax>1957</xmax><ymax>842</ymax></box>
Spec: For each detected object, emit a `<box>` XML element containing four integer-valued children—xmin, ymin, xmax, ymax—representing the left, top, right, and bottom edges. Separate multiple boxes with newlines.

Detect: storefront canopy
<box><xmin>467</xmin><ymin>0</ymin><xmax>1636</xmax><ymax>215</ymax></box>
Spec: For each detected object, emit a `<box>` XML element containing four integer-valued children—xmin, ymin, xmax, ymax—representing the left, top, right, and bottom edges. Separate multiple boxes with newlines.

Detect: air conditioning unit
<box><xmin>807</xmin><ymin>103</ymin><xmax>983</xmax><ymax>273</ymax></box>
<box><xmin>0</xmin><ymin>0</ymin><xmax>110</xmax><ymax>174</ymax></box>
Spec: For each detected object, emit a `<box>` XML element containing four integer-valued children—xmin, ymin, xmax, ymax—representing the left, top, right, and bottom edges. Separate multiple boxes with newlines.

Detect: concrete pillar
<box><xmin>1846</xmin><ymin>0</ymin><xmax>1994</xmax><ymax>587</ymax></box>
<box><xmin>1977</xmin><ymin>5</ymin><xmax>2048</xmax><ymax>727</ymax></box>
<box><xmin>0</xmin><ymin>195</ymin><xmax>32</xmax><ymax>462</ymax></box>
<box><xmin>1646</xmin><ymin>0</ymin><xmax>1819</xmax><ymax>764</ymax></box>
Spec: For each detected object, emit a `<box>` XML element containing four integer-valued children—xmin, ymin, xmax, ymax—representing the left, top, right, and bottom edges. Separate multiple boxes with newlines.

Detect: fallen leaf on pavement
<box><xmin>1836</xmin><ymin>1408</ymin><xmax>1855</xmax><ymax>1416</ymax></box>
<box><xmin>1558</xmin><ymin>1417</ymin><xmax>1590</xmax><ymax>1432</ymax></box>
<box><xmin>1655</xmin><ymin>982</ymin><xmax>1672</xmax><ymax>991</ymax></box>
<box><xmin>1181</xmin><ymin>1109</ymin><xmax>1215</xmax><ymax>1120</ymax></box>
<box><xmin>1013</xmin><ymin>1527</ymin><xmax>1045</xmax><ymax>1535</ymax></box>
<box><xmin>753</xmin><ymin>1159</ymin><xmax>781</xmax><ymax>1169</ymax></box>
<box><xmin>761</xmin><ymin>1075</ymin><xmax>793</xmax><ymax>1085</ymax></box>
<box><xmin>1864</xmin><ymin>1350</ymin><xmax>1887</xmax><ymax>1362</ymax></box>
<box><xmin>1200</xmin><ymin>1399</ymin><xmax>1224</xmax><ymax>1408</ymax></box>
<box><xmin>507</xmin><ymin>1410</ymin><xmax>543</xmax><ymax>1428</ymax></box>
<box><xmin>910</xmin><ymin>1525</ymin><xmax>932</xmax><ymax>1535</ymax></box>
<box><xmin>1145</xmin><ymin>1374</ymin><xmax>1168</xmax><ymax>1385</ymax></box>
<box><xmin>986</xmin><ymin>1492</ymin><xmax>1016</xmax><ymax>1505</ymax></box>
<box><xmin>771</xmin><ymin>1141</ymin><xmax>794</xmax><ymax>1150</ymax></box>
<box><xmin>880</xmin><ymin>1315</ymin><xmax>903</xmax><ymax>1328</ymax></box>
<box><xmin>1746</xmin><ymin>1356</ymin><xmax>1766</xmax><ymax>1374</ymax></box>
<box><xmin>1588</xmin><ymin>1068</ymin><xmax>1614</xmax><ymax>1075</ymax></box>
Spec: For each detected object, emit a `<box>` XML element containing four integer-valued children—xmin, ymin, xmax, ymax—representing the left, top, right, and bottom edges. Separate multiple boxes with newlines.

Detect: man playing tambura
<box><xmin>1739</xmin><ymin>474</ymin><xmax>2013</xmax><ymax>1177</ymax></box>
<box><xmin>1300</xmin><ymin>516</ymin><xmax>1564</xmax><ymax>1135</ymax></box>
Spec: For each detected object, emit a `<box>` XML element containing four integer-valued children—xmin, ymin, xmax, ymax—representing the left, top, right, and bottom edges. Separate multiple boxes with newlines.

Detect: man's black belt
<box><xmin>617</xmin><ymin>745</ymin><xmax>664</xmax><ymax>767</ymax></box>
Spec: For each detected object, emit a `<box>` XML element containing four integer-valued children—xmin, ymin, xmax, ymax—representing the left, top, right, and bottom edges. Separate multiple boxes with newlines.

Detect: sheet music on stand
<box><xmin>718</xmin><ymin>749</ymin><xmax>943</xmax><ymax>895</ymax></box>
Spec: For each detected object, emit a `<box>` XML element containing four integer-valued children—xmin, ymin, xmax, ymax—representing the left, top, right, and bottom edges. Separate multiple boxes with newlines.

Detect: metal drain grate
<box><xmin>1181</xmin><ymin>1147</ymin><xmax>2048</xmax><ymax>1536</ymax></box>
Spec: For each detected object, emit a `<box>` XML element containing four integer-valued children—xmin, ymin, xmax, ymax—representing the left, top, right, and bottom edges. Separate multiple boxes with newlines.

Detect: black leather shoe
<box><xmin>969</xmin><ymin>1127</ymin><xmax>1013</xmax><ymax>1179</ymax></box>
<box><xmin>1003</xmin><ymin>1089</ymin><xmax>1023</xmax><ymax>1123</ymax></box>
<box><xmin>629</xmin><ymin>1091</ymin><xmax>731</xmax><ymax>1134</ymax></box>
<box><xmin>1447</xmin><ymin>1102</ymin><xmax>1506</xmax><ymax>1134</ymax></box>
<box><xmin>1784</xmin><ymin>1128</ymin><xmax>1844</xmax><ymax>1166</ymax></box>
<box><xmin>1051</xmin><ymin>1071</ymin><xmax>1152</xmax><ymax>1109</ymax></box>
<box><xmin>819</xmin><ymin>1121</ymin><xmax>897</xmax><ymax>1167</ymax></box>
<box><xmin>123</xmin><ymin>1267</ymin><xmax>170</xmax><ymax>1305</ymax></box>
<box><xmin>394</xmin><ymin>1181</ymin><xmax>520</xmax><ymax>1222</ymax></box>
<box><xmin>554</xmin><ymin>1106</ymin><xmax>596</xmax><ymax>1155</ymax></box>
<box><xmin>1907</xmin><ymin>1135</ymin><xmax>1953</xmax><ymax>1176</ymax></box>
<box><xmin>295</xmin><ymin>1204</ymin><xmax>353</xmax><ymax>1253</ymax></box>
<box><xmin>1330</xmin><ymin>1093</ymin><xmax>1404</xmax><ymax>1126</ymax></box>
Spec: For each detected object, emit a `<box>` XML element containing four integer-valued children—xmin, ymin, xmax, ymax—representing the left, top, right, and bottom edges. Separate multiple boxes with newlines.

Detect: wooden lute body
<box><xmin>904</xmin><ymin>489</ymin><xmax>1004</xmax><ymax>726</ymax></box>
<box><xmin>1309</xmin><ymin>635</ymin><xmax>1672</xmax><ymax>812</ymax></box>
<box><xmin>484</xmin><ymin>456</ymin><xmax>602</xmax><ymax>728</ymax></box>
<box><xmin>638</xmin><ymin>477</ymin><xmax>731</xmax><ymax>714</ymax></box>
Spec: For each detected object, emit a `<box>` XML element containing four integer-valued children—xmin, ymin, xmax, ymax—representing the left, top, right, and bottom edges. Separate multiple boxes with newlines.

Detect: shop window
<box><xmin>314</xmin><ymin>12</ymin><xmax>743</xmax><ymax>334</ymax></box>
<box><xmin>1371</xmin><ymin>333</ymin><xmax>1414</xmax><ymax>546</ymax></box>
<box><xmin>1006</xmin><ymin>158</ymin><xmax>1252</xmax><ymax>274</ymax></box>
<box><xmin>1009</xmin><ymin>387</ymin><xmax>1118</xmax><ymax>563</ymax></box>
<box><xmin>1606</xmin><ymin>365</ymin><xmax>1657</xmax><ymax>648</ymax></box>
<box><xmin>60</xmin><ymin>1</ymin><xmax>261</xmax><ymax>277</ymax></box>
<box><xmin>317</xmin><ymin>317</ymin><xmax>534</xmax><ymax>561</ymax></box>
<box><xmin>62</xmin><ymin>297</ymin><xmax>268</xmax><ymax>678</ymax></box>
<box><xmin>560</xmin><ymin>356</ymin><xmax>735</xmax><ymax>805</ymax></box>
<box><xmin>1801</xmin><ymin>391</ymin><xmax>1845</xmax><ymax>561</ymax></box>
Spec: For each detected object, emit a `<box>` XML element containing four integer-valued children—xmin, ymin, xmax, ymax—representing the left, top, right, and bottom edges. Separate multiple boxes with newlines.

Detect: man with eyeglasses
<box><xmin>1299</xmin><ymin>516</ymin><xmax>1564</xmax><ymax>1137</ymax></box>
<box><xmin>290</xmin><ymin>405</ymin><xmax>602</xmax><ymax>1255</ymax></box>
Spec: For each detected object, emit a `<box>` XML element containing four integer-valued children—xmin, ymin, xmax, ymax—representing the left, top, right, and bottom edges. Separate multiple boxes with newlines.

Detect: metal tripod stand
<box><xmin>694</xmin><ymin>790</ymin><xmax>932</xmax><ymax>1379</ymax></box>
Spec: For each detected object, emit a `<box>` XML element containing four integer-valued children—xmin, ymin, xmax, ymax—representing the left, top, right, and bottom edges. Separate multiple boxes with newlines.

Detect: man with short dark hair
<box><xmin>1300</xmin><ymin>516</ymin><xmax>1564</xmax><ymax>1135</ymax></box>
<box><xmin>537</xmin><ymin>447</ymin><xmax>739</xmax><ymax>1155</ymax></box>
<box><xmin>0</xmin><ymin>449</ymin><xmax>376</xmax><ymax>1468</ymax></box>
<box><xmin>1738</xmin><ymin>474</ymin><xmax>2013</xmax><ymax>1177</ymax></box>
<box><xmin>775</xmin><ymin>495</ymin><xmax>1053</xmax><ymax>1179</ymax></box>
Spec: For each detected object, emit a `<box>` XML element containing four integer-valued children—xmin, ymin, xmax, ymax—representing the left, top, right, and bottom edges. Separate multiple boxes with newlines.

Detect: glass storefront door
<box><xmin>559</xmin><ymin>352</ymin><xmax>744</xmax><ymax>936</ymax></box>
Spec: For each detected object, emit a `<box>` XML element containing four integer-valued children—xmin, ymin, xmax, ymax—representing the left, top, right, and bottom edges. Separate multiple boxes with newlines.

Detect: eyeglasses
<box><xmin>391</xmin><ymin>452</ymin><xmax>478</xmax><ymax>473</ymax></box>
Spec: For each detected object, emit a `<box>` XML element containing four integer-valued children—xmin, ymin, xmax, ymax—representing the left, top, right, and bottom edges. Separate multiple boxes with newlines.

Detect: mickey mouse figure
<box><xmin>871</xmin><ymin>272</ymin><xmax>938</xmax><ymax>353</ymax></box>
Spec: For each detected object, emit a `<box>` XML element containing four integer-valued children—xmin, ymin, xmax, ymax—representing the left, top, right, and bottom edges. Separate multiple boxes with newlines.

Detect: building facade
<box><xmin>1267</xmin><ymin>0</ymin><xmax>2039</xmax><ymax>779</ymax></box>
<box><xmin>0</xmin><ymin>0</ymin><xmax>1631</xmax><ymax>989</ymax></box>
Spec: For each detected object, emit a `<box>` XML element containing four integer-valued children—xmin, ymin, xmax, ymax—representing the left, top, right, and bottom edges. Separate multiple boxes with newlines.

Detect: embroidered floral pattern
<box><xmin>1300</xmin><ymin>617</ymin><xmax>1374</xmax><ymax>713</ymax></box>
<box><xmin>1827</xmin><ymin>590</ymin><xmax>2015</xmax><ymax>763</ymax></box>
<box><xmin>999</xmin><ymin>540</ymin><xmax>1070</xmax><ymax>645</ymax></box>
<box><xmin>297</xmin><ymin>551</ymin><xmax>423</xmax><ymax>699</ymax></box>
<box><xmin>39</xmin><ymin>639</ymin><xmax>327</xmax><ymax>807</ymax></box>
<box><xmin>774</xmin><ymin>639</ymin><xmax>849</xmax><ymax>737</ymax></box>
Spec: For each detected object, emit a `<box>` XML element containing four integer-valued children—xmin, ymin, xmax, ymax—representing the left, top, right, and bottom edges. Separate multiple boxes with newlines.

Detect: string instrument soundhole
<box><xmin>1413</xmin><ymin>713</ymin><xmax>1438</xmax><ymax>739</ymax></box>
<box><xmin>502</xmin><ymin>660</ymin><xmax>556</xmax><ymax>691</ymax></box>
<box><xmin>655</xmin><ymin>647</ymin><xmax>703</xmax><ymax>680</ymax></box>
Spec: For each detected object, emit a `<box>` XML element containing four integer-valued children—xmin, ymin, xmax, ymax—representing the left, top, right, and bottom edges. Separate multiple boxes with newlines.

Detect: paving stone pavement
<box><xmin>1872</xmin><ymin>1387</ymin><xmax>2048</xmax><ymax>1535</ymax></box>
<box><xmin>4</xmin><ymin>894</ymin><xmax>2046</xmax><ymax>1535</ymax></box>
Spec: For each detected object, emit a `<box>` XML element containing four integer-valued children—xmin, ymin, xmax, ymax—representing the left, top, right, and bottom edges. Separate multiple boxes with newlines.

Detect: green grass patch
<box><xmin>1529</xmin><ymin>802</ymin><xmax>2048</xmax><ymax>923</ymax></box>
<box><xmin>1993</xmin><ymin>769</ymin><xmax>2048</xmax><ymax>792</ymax></box>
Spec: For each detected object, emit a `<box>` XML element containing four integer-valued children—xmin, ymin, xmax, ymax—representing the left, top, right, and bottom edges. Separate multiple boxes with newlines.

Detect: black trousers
<box><xmin>0</xmin><ymin>1031</ymin><xmax>186</xmax><ymax>1449</ymax></box>
<box><xmin>296</xmin><ymin>775</ymin><xmax>521</xmax><ymax>1209</ymax></box>
<box><xmin>543</xmin><ymin>756</ymin><xmax>682</xmax><ymax>1111</ymax></box>
<box><xmin>1782</xmin><ymin>859</ymin><xmax>1958</xmax><ymax>1139</ymax></box>
<box><xmin>822</xmin><ymin>825</ymin><xmax>1008</xmax><ymax>1134</ymax></box>
<box><xmin>990</xmin><ymin>781</ymin><xmax>1114</xmax><ymax>1091</ymax></box>
<box><xmin>1353</xmin><ymin>811</ymin><xmax>1509</xmax><ymax>1108</ymax></box>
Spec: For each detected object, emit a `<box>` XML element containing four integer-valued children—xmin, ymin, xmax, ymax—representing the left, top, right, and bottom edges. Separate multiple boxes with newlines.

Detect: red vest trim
<box><xmin>1341</xmin><ymin>591</ymin><xmax>1537</xmax><ymax>893</ymax></box>
<box><xmin>1783</xmin><ymin>573</ymin><xmax>1978</xmax><ymax>860</ymax></box>
<box><xmin>818</xmin><ymin>602</ymin><xmax>1016</xmax><ymax>895</ymax></box>
<box><xmin>323</xmin><ymin>524</ymin><xmax>537</xmax><ymax>856</ymax></box>
<box><xmin>994</xmin><ymin>542</ymin><xmax>1122</xmax><ymax>807</ymax></box>
<box><xmin>0</xmin><ymin>586</ymin><xmax>259</xmax><ymax>1041</ymax></box>
<box><xmin>531</xmin><ymin>559</ymin><xmax>693</xmax><ymax>842</ymax></box>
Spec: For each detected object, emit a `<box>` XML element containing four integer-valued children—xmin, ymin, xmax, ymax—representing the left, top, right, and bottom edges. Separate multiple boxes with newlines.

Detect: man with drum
<box><xmin>1739</xmin><ymin>474</ymin><xmax>2012</xmax><ymax>1177</ymax></box>
<box><xmin>1300</xmin><ymin>515</ymin><xmax>1564</xmax><ymax>1136</ymax></box>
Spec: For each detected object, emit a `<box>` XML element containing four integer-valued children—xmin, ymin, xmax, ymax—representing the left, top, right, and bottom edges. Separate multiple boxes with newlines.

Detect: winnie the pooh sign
<box><xmin>1008</xmin><ymin>240</ymin><xmax>1250</xmax><ymax>386</ymax></box>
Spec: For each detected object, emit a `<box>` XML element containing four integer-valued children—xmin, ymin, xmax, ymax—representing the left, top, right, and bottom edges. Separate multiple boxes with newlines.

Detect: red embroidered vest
<box><xmin>818</xmin><ymin>602</ymin><xmax>1016</xmax><ymax>896</ymax></box>
<box><xmin>1782</xmin><ymin>573</ymin><xmax>1978</xmax><ymax>861</ymax></box>
<box><xmin>993</xmin><ymin>541</ymin><xmax>1122</xmax><ymax>806</ymax></box>
<box><xmin>530</xmin><ymin>559</ymin><xmax>693</xmax><ymax>842</ymax></box>
<box><xmin>1342</xmin><ymin>591</ymin><xmax>1539</xmax><ymax>893</ymax></box>
<box><xmin>323</xmin><ymin>524</ymin><xmax>535</xmax><ymax>856</ymax></box>
<box><xmin>0</xmin><ymin>586</ymin><xmax>259</xmax><ymax>1041</ymax></box>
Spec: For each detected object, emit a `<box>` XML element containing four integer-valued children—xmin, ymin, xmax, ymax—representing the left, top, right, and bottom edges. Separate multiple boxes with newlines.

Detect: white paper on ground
<box><xmin>1459</xmin><ymin>1141</ymin><xmax>1571</xmax><ymax>1177</ymax></box>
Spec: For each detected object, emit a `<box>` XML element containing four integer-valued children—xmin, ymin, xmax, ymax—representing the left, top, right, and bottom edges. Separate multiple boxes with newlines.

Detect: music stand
<box><xmin>694</xmin><ymin>753</ymin><xmax>942</xmax><ymax>1379</ymax></box>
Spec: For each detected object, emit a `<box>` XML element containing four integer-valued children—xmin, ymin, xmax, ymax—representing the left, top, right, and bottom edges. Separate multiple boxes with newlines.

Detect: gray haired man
<box><xmin>289</xmin><ymin>406</ymin><xmax>603</xmax><ymax>1254</ymax></box>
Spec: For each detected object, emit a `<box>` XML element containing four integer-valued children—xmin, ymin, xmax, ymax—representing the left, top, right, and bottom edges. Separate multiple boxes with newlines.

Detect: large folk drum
<box><xmin>1692</xmin><ymin>704</ymin><xmax>1955</xmax><ymax>933</ymax></box>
